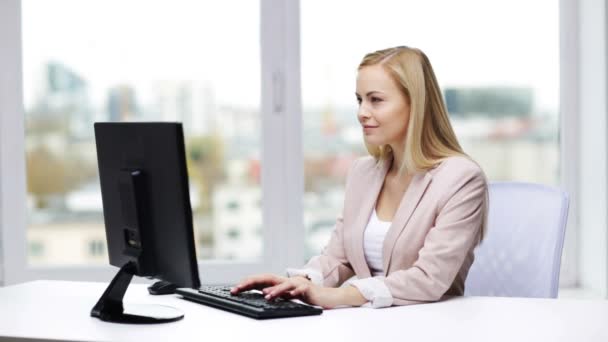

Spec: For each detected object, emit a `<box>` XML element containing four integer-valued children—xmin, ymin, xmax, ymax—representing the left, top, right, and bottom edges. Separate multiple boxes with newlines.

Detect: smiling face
<box><xmin>356</xmin><ymin>64</ymin><xmax>411</xmax><ymax>149</ymax></box>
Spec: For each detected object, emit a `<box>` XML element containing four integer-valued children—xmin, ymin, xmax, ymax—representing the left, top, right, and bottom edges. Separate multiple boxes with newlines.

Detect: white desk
<box><xmin>0</xmin><ymin>280</ymin><xmax>607</xmax><ymax>342</ymax></box>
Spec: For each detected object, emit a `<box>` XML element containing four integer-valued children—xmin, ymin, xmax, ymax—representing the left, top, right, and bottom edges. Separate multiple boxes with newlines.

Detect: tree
<box><xmin>26</xmin><ymin>145</ymin><xmax>97</xmax><ymax>209</ymax></box>
<box><xmin>185</xmin><ymin>134</ymin><xmax>226</xmax><ymax>214</ymax></box>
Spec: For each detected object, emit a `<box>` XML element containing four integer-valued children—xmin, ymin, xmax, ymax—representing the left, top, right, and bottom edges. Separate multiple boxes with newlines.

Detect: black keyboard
<box><xmin>176</xmin><ymin>286</ymin><xmax>323</xmax><ymax>319</ymax></box>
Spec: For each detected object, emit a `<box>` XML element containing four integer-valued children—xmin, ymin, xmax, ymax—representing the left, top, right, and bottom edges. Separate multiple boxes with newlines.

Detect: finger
<box><xmin>231</xmin><ymin>276</ymin><xmax>267</xmax><ymax>293</ymax></box>
<box><xmin>262</xmin><ymin>275</ymin><xmax>308</xmax><ymax>293</ymax></box>
<box><xmin>265</xmin><ymin>281</ymin><xmax>298</xmax><ymax>300</ymax></box>
<box><xmin>232</xmin><ymin>278</ymin><xmax>257</xmax><ymax>293</ymax></box>
<box><xmin>290</xmin><ymin>284</ymin><xmax>309</xmax><ymax>298</ymax></box>
<box><xmin>232</xmin><ymin>279</ymin><xmax>269</xmax><ymax>293</ymax></box>
<box><xmin>232</xmin><ymin>274</ymin><xmax>283</xmax><ymax>293</ymax></box>
<box><xmin>262</xmin><ymin>282</ymin><xmax>290</xmax><ymax>296</ymax></box>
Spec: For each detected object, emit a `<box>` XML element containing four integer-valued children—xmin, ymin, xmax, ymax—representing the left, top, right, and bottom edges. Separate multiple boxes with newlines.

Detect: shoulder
<box><xmin>430</xmin><ymin>156</ymin><xmax>485</xmax><ymax>181</ymax></box>
<box><xmin>428</xmin><ymin>156</ymin><xmax>488</xmax><ymax>198</ymax></box>
<box><xmin>422</xmin><ymin>157</ymin><xmax>488</xmax><ymax>215</ymax></box>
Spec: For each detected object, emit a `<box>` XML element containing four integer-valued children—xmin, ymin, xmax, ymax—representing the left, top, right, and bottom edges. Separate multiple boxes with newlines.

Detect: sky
<box><xmin>21</xmin><ymin>0</ymin><xmax>558</xmax><ymax>112</ymax></box>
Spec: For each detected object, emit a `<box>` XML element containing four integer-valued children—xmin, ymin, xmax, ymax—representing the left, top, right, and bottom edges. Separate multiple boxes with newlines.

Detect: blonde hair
<box><xmin>359</xmin><ymin>46</ymin><xmax>466</xmax><ymax>173</ymax></box>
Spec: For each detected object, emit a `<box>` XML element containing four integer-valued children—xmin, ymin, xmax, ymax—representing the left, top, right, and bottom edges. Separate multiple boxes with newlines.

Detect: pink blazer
<box><xmin>304</xmin><ymin>155</ymin><xmax>488</xmax><ymax>306</ymax></box>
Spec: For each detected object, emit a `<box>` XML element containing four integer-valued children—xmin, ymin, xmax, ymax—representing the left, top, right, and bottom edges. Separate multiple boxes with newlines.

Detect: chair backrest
<box><xmin>464</xmin><ymin>182</ymin><xmax>569</xmax><ymax>298</ymax></box>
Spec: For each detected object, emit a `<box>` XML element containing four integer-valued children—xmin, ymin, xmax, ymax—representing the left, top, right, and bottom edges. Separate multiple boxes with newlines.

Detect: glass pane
<box><xmin>301</xmin><ymin>0</ymin><xmax>559</xmax><ymax>259</ymax></box>
<box><xmin>22</xmin><ymin>0</ymin><xmax>261</xmax><ymax>265</ymax></box>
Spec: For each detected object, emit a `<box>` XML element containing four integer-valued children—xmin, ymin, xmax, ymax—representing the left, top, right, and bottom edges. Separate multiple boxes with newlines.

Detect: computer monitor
<box><xmin>91</xmin><ymin>122</ymin><xmax>201</xmax><ymax>324</ymax></box>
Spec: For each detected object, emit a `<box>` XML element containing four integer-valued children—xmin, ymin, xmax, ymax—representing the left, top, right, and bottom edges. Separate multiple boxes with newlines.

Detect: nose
<box><xmin>357</xmin><ymin>104</ymin><xmax>371</xmax><ymax>123</ymax></box>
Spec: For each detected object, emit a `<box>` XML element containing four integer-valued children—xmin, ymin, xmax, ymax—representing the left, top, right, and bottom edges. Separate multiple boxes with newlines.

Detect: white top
<box><xmin>1</xmin><ymin>281</ymin><xmax>608</xmax><ymax>342</ymax></box>
<box><xmin>363</xmin><ymin>209</ymin><xmax>392</xmax><ymax>276</ymax></box>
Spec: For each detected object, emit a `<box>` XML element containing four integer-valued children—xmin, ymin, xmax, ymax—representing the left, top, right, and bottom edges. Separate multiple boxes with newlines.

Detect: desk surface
<box><xmin>0</xmin><ymin>280</ymin><xmax>607</xmax><ymax>342</ymax></box>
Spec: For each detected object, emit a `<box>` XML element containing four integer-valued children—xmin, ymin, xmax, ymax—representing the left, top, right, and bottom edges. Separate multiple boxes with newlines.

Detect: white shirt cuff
<box><xmin>285</xmin><ymin>268</ymin><xmax>323</xmax><ymax>286</ymax></box>
<box><xmin>346</xmin><ymin>276</ymin><xmax>393</xmax><ymax>308</ymax></box>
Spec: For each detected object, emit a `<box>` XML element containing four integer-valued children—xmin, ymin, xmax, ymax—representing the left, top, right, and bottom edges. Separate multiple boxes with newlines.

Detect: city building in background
<box><xmin>25</xmin><ymin>59</ymin><xmax>263</xmax><ymax>264</ymax></box>
<box><xmin>23</xmin><ymin>63</ymin><xmax>559</xmax><ymax>264</ymax></box>
<box><xmin>23</xmin><ymin>62</ymin><xmax>559</xmax><ymax>263</ymax></box>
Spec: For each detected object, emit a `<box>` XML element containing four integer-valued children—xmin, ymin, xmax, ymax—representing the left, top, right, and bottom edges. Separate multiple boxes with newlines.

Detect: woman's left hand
<box><xmin>263</xmin><ymin>280</ymin><xmax>363</xmax><ymax>309</ymax></box>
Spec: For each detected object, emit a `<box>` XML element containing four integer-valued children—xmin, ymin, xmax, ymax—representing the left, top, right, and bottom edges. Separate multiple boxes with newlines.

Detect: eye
<box><xmin>356</xmin><ymin>97</ymin><xmax>362</xmax><ymax>104</ymax></box>
<box><xmin>371</xmin><ymin>97</ymin><xmax>382</xmax><ymax>103</ymax></box>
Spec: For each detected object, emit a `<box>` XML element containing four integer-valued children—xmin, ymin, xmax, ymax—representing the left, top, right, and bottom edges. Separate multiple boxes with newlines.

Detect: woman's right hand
<box><xmin>231</xmin><ymin>273</ymin><xmax>348</xmax><ymax>308</ymax></box>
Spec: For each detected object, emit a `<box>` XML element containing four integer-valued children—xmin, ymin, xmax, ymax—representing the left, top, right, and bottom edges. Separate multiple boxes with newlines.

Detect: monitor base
<box><xmin>96</xmin><ymin>303</ymin><xmax>184</xmax><ymax>324</ymax></box>
<box><xmin>91</xmin><ymin>262</ymin><xmax>184</xmax><ymax>324</ymax></box>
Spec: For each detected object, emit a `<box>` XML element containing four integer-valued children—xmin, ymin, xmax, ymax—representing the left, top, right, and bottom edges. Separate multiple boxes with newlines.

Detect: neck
<box><xmin>388</xmin><ymin>143</ymin><xmax>404</xmax><ymax>175</ymax></box>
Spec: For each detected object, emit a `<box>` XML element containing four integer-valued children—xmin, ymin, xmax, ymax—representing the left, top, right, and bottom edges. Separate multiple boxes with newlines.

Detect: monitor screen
<box><xmin>94</xmin><ymin>122</ymin><xmax>200</xmax><ymax>288</ymax></box>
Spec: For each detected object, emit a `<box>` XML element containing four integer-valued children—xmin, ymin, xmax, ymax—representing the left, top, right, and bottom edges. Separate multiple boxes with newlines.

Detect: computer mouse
<box><xmin>148</xmin><ymin>280</ymin><xmax>178</xmax><ymax>295</ymax></box>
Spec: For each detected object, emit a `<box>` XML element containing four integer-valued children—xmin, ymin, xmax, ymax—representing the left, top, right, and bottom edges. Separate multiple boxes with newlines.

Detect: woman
<box><xmin>231</xmin><ymin>46</ymin><xmax>488</xmax><ymax>309</ymax></box>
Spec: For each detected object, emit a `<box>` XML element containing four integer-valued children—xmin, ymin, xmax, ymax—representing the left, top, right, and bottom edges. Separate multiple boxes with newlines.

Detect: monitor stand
<box><xmin>91</xmin><ymin>262</ymin><xmax>184</xmax><ymax>324</ymax></box>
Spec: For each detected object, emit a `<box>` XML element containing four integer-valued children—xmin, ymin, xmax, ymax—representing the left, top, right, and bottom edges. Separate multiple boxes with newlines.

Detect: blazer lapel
<box><xmin>350</xmin><ymin>157</ymin><xmax>391</xmax><ymax>279</ymax></box>
<box><xmin>382</xmin><ymin>170</ymin><xmax>433</xmax><ymax>276</ymax></box>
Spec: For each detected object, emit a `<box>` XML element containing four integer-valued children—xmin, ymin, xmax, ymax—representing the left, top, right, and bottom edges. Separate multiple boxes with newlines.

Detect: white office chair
<box><xmin>464</xmin><ymin>182</ymin><xmax>569</xmax><ymax>298</ymax></box>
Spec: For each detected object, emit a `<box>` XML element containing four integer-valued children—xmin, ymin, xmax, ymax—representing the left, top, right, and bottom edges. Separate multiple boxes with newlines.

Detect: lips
<box><xmin>363</xmin><ymin>125</ymin><xmax>378</xmax><ymax>134</ymax></box>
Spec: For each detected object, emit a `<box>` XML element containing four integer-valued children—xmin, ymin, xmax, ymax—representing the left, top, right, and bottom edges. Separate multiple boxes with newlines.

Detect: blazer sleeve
<box><xmin>382</xmin><ymin>166</ymin><xmax>487</xmax><ymax>305</ymax></box>
<box><xmin>294</xmin><ymin>159</ymin><xmax>359</xmax><ymax>288</ymax></box>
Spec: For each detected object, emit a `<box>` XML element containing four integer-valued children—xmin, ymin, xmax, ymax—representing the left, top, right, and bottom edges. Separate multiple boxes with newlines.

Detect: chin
<box><xmin>363</xmin><ymin>138</ymin><xmax>388</xmax><ymax>147</ymax></box>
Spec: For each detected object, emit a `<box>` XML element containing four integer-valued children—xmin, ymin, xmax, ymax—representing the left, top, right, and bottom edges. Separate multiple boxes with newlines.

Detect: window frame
<box><xmin>558</xmin><ymin>0</ymin><xmax>580</xmax><ymax>288</ymax></box>
<box><xmin>569</xmin><ymin>0</ymin><xmax>608</xmax><ymax>295</ymax></box>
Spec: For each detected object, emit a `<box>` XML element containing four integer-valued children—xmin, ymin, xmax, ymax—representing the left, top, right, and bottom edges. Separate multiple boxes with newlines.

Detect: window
<box><xmin>21</xmin><ymin>0</ymin><xmax>262</xmax><ymax>266</ymax></box>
